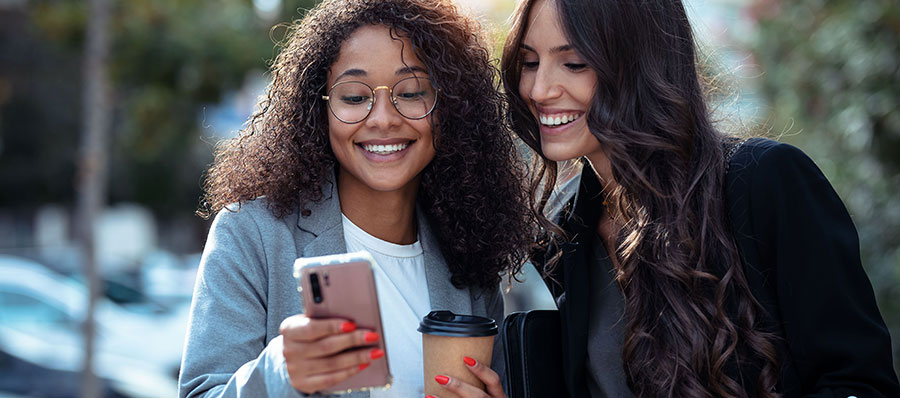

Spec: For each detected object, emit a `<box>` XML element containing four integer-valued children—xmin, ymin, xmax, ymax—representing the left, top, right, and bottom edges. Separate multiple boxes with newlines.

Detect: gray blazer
<box><xmin>179</xmin><ymin>179</ymin><xmax>505</xmax><ymax>398</ymax></box>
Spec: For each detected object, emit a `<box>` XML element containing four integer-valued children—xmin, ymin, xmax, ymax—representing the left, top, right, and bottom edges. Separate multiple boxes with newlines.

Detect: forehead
<box><xmin>329</xmin><ymin>24</ymin><xmax>427</xmax><ymax>83</ymax></box>
<box><xmin>522</xmin><ymin>0</ymin><xmax>566</xmax><ymax>48</ymax></box>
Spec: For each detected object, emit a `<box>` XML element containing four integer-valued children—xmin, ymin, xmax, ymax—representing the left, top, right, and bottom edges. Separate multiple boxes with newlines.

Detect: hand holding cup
<box><xmin>418</xmin><ymin>311</ymin><xmax>502</xmax><ymax>398</ymax></box>
<box><xmin>427</xmin><ymin>355</ymin><xmax>506</xmax><ymax>398</ymax></box>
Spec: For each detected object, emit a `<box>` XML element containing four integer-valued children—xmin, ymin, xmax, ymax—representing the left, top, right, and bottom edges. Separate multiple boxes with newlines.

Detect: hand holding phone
<box><xmin>279</xmin><ymin>314</ymin><xmax>384</xmax><ymax>394</ymax></box>
<box><xmin>282</xmin><ymin>251</ymin><xmax>391</xmax><ymax>395</ymax></box>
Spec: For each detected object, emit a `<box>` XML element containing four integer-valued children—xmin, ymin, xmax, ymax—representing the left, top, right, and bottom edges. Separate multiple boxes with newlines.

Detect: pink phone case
<box><xmin>293</xmin><ymin>252</ymin><xmax>392</xmax><ymax>394</ymax></box>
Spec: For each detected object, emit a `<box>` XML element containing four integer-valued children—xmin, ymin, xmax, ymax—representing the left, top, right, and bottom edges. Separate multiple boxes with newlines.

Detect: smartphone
<box><xmin>293</xmin><ymin>251</ymin><xmax>392</xmax><ymax>394</ymax></box>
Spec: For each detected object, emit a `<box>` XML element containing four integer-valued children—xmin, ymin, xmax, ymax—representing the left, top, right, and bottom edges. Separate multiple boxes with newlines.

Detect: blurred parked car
<box><xmin>0</xmin><ymin>349</ymin><xmax>126</xmax><ymax>398</ymax></box>
<box><xmin>0</xmin><ymin>255</ymin><xmax>188</xmax><ymax>397</ymax></box>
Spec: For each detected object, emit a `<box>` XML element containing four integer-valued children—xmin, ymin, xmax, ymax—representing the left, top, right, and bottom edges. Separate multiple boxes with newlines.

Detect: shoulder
<box><xmin>216</xmin><ymin>197</ymin><xmax>293</xmax><ymax>225</ymax></box>
<box><xmin>727</xmin><ymin>138</ymin><xmax>829</xmax><ymax>195</ymax></box>
<box><xmin>730</xmin><ymin>138</ymin><xmax>814</xmax><ymax>174</ymax></box>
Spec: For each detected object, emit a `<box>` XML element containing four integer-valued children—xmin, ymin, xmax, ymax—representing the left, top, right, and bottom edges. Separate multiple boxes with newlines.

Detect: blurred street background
<box><xmin>0</xmin><ymin>0</ymin><xmax>898</xmax><ymax>396</ymax></box>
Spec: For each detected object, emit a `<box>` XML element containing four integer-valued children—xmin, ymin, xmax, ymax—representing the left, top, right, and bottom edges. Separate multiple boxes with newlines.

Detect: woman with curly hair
<box><xmin>178</xmin><ymin>1</ymin><xmax>531</xmax><ymax>397</ymax></box>
<box><xmin>501</xmin><ymin>0</ymin><xmax>899</xmax><ymax>397</ymax></box>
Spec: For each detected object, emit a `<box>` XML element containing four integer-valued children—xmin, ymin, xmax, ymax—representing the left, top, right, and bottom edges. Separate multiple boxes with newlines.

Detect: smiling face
<box><xmin>327</xmin><ymin>24</ymin><xmax>437</xmax><ymax>196</ymax></box>
<box><xmin>518</xmin><ymin>0</ymin><xmax>602</xmax><ymax>163</ymax></box>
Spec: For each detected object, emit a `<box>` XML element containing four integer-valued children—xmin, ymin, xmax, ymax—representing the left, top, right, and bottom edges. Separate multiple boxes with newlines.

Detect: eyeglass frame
<box><xmin>321</xmin><ymin>76</ymin><xmax>440</xmax><ymax>124</ymax></box>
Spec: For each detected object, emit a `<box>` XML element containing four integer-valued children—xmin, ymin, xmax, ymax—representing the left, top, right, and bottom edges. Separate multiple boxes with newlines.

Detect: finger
<box><xmin>463</xmin><ymin>356</ymin><xmax>505</xmax><ymax>397</ymax></box>
<box><xmin>435</xmin><ymin>374</ymin><xmax>491</xmax><ymax>398</ymax></box>
<box><xmin>291</xmin><ymin>345</ymin><xmax>385</xmax><ymax>375</ymax></box>
<box><xmin>284</xmin><ymin>329</ymin><xmax>380</xmax><ymax>362</ymax></box>
<box><xmin>280</xmin><ymin>315</ymin><xmax>357</xmax><ymax>341</ymax></box>
<box><xmin>289</xmin><ymin>362</ymin><xmax>365</xmax><ymax>395</ymax></box>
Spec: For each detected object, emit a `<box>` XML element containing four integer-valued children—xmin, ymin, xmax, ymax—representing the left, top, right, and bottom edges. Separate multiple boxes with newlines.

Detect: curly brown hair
<box><xmin>503</xmin><ymin>0</ymin><xmax>779</xmax><ymax>396</ymax></box>
<box><xmin>198</xmin><ymin>0</ymin><xmax>533</xmax><ymax>290</ymax></box>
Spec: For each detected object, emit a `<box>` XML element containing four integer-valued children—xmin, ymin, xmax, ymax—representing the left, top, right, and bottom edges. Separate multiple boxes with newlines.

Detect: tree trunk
<box><xmin>77</xmin><ymin>0</ymin><xmax>111</xmax><ymax>396</ymax></box>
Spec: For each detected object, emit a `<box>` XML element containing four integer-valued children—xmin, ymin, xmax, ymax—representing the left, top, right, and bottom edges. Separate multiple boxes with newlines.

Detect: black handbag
<box><xmin>501</xmin><ymin>310</ymin><xmax>568</xmax><ymax>398</ymax></box>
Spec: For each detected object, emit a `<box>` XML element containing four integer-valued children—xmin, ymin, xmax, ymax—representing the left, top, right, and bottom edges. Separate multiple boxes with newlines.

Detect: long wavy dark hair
<box><xmin>199</xmin><ymin>0</ymin><xmax>533</xmax><ymax>290</ymax></box>
<box><xmin>502</xmin><ymin>0</ymin><xmax>779</xmax><ymax>396</ymax></box>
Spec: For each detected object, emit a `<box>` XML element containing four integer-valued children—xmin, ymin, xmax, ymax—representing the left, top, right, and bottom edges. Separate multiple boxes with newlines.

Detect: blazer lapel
<box><xmin>297</xmin><ymin>174</ymin><xmax>347</xmax><ymax>257</ymax></box>
<box><xmin>294</xmin><ymin>175</ymin><xmax>371</xmax><ymax>397</ymax></box>
<box><xmin>558</xmin><ymin>167</ymin><xmax>604</xmax><ymax>396</ymax></box>
<box><xmin>418</xmin><ymin>207</ymin><xmax>472</xmax><ymax>315</ymax></box>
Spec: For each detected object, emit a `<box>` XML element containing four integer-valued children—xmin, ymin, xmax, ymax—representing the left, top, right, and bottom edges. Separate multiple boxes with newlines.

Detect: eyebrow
<box><xmin>521</xmin><ymin>43</ymin><xmax>574</xmax><ymax>54</ymax></box>
<box><xmin>334</xmin><ymin>65</ymin><xmax>429</xmax><ymax>81</ymax></box>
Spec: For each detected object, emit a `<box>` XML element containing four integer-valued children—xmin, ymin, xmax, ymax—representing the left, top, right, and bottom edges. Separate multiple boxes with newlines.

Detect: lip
<box><xmin>356</xmin><ymin>139</ymin><xmax>415</xmax><ymax>163</ymax></box>
<box><xmin>535</xmin><ymin>106</ymin><xmax>583</xmax><ymax>115</ymax></box>
<box><xmin>538</xmin><ymin>117</ymin><xmax>582</xmax><ymax>136</ymax></box>
<box><xmin>532</xmin><ymin>107</ymin><xmax>585</xmax><ymax>137</ymax></box>
<box><xmin>355</xmin><ymin>138</ymin><xmax>413</xmax><ymax>145</ymax></box>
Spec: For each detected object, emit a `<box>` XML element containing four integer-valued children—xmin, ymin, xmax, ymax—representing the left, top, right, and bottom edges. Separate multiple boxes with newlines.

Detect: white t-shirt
<box><xmin>341</xmin><ymin>214</ymin><xmax>431</xmax><ymax>398</ymax></box>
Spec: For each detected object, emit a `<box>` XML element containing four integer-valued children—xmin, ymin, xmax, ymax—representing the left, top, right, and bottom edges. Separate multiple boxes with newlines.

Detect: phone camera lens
<box><xmin>310</xmin><ymin>273</ymin><xmax>323</xmax><ymax>303</ymax></box>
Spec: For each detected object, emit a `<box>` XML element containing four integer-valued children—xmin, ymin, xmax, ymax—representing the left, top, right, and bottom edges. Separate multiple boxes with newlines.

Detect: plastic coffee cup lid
<box><xmin>418</xmin><ymin>310</ymin><xmax>498</xmax><ymax>337</ymax></box>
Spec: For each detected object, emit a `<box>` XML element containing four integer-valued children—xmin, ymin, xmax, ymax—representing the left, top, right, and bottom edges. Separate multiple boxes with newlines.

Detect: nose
<box><xmin>365</xmin><ymin>86</ymin><xmax>403</xmax><ymax>130</ymax></box>
<box><xmin>527</xmin><ymin>65</ymin><xmax>562</xmax><ymax>103</ymax></box>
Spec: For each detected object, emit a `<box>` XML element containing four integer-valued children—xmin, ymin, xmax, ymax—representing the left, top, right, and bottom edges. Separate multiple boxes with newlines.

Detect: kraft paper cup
<box><xmin>419</xmin><ymin>311</ymin><xmax>498</xmax><ymax>398</ymax></box>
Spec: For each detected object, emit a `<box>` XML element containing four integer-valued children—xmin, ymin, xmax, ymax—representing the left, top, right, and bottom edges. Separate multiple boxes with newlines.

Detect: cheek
<box><xmin>328</xmin><ymin>124</ymin><xmax>351</xmax><ymax>157</ymax></box>
<box><xmin>575</xmin><ymin>74</ymin><xmax>598</xmax><ymax>105</ymax></box>
<box><xmin>518</xmin><ymin>74</ymin><xmax>534</xmax><ymax>103</ymax></box>
<box><xmin>417</xmin><ymin>123</ymin><xmax>437</xmax><ymax>160</ymax></box>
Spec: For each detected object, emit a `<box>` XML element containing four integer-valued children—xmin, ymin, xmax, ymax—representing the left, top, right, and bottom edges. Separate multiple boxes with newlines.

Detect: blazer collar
<box><xmin>296</xmin><ymin>173</ymin><xmax>472</xmax><ymax>314</ymax></box>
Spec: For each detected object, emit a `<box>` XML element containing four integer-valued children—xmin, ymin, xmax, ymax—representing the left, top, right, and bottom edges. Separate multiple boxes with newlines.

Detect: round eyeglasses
<box><xmin>322</xmin><ymin>76</ymin><xmax>439</xmax><ymax>124</ymax></box>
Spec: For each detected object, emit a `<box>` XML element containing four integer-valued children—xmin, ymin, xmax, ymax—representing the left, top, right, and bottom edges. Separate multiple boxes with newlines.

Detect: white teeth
<box><xmin>539</xmin><ymin>113</ymin><xmax>582</xmax><ymax>127</ymax></box>
<box><xmin>362</xmin><ymin>143</ymin><xmax>409</xmax><ymax>155</ymax></box>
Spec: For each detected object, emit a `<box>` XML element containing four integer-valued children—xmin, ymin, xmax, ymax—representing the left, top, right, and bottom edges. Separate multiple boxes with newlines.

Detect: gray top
<box><xmin>178</xmin><ymin>177</ymin><xmax>505</xmax><ymax>398</ymax></box>
<box><xmin>585</xmin><ymin>234</ymin><xmax>633</xmax><ymax>398</ymax></box>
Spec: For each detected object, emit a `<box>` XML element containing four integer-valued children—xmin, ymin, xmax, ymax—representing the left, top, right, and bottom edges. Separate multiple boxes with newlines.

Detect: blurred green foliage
<box><xmin>0</xmin><ymin>0</ymin><xmax>316</xmax><ymax>216</ymax></box>
<box><xmin>750</xmin><ymin>0</ymin><xmax>900</xmax><ymax>373</ymax></box>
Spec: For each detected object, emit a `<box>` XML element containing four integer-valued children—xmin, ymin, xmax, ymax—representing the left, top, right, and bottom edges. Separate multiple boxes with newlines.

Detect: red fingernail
<box><xmin>370</xmin><ymin>348</ymin><xmax>385</xmax><ymax>360</ymax></box>
<box><xmin>463</xmin><ymin>356</ymin><xmax>476</xmax><ymax>366</ymax></box>
<box><xmin>364</xmin><ymin>332</ymin><xmax>379</xmax><ymax>343</ymax></box>
<box><xmin>341</xmin><ymin>322</ymin><xmax>356</xmax><ymax>333</ymax></box>
<box><xmin>358</xmin><ymin>363</ymin><xmax>370</xmax><ymax>371</ymax></box>
<box><xmin>435</xmin><ymin>375</ymin><xmax>450</xmax><ymax>385</ymax></box>
<box><xmin>426</xmin><ymin>396</ymin><xmax>438</xmax><ymax>398</ymax></box>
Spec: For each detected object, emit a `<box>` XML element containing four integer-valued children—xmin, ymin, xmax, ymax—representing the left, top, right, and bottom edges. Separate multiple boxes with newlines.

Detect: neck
<box><xmin>337</xmin><ymin>169</ymin><xmax>419</xmax><ymax>245</ymax></box>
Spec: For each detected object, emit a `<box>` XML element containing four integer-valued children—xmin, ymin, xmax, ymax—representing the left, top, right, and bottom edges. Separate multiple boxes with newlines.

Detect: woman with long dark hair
<box><xmin>178</xmin><ymin>1</ymin><xmax>531</xmax><ymax>397</ymax></box>
<box><xmin>501</xmin><ymin>0</ymin><xmax>899</xmax><ymax>397</ymax></box>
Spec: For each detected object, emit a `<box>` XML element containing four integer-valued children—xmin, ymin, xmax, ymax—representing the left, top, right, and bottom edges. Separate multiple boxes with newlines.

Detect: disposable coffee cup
<box><xmin>418</xmin><ymin>310</ymin><xmax>499</xmax><ymax>398</ymax></box>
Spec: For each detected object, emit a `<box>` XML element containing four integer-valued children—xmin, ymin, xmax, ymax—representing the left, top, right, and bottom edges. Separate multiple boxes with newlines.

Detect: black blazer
<box><xmin>538</xmin><ymin>138</ymin><xmax>900</xmax><ymax>397</ymax></box>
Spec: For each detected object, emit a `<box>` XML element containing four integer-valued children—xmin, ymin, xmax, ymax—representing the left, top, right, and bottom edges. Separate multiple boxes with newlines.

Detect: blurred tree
<box><xmin>749</xmin><ymin>0</ymin><xmax>900</xmax><ymax>374</ymax></box>
<box><xmin>0</xmin><ymin>0</ymin><xmax>317</xmax><ymax>224</ymax></box>
<box><xmin>76</xmin><ymin>0</ymin><xmax>112</xmax><ymax>394</ymax></box>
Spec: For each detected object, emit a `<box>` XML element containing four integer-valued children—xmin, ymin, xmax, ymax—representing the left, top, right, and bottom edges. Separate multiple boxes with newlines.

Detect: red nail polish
<box><xmin>435</xmin><ymin>375</ymin><xmax>450</xmax><ymax>385</ymax></box>
<box><xmin>364</xmin><ymin>332</ymin><xmax>379</xmax><ymax>343</ymax></box>
<box><xmin>425</xmin><ymin>396</ymin><xmax>437</xmax><ymax>398</ymax></box>
<box><xmin>341</xmin><ymin>322</ymin><xmax>356</xmax><ymax>333</ymax></box>
<box><xmin>370</xmin><ymin>348</ymin><xmax>385</xmax><ymax>360</ymax></box>
<box><xmin>463</xmin><ymin>356</ymin><xmax>476</xmax><ymax>366</ymax></box>
<box><xmin>358</xmin><ymin>363</ymin><xmax>370</xmax><ymax>371</ymax></box>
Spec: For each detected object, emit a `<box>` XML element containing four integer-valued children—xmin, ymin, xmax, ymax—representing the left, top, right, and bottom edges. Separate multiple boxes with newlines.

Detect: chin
<box><xmin>361</xmin><ymin>175</ymin><xmax>416</xmax><ymax>193</ymax></box>
<box><xmin>540</xmin><ymin>146</ymin><xmax>581</xmax><ymax>163</ymax></box>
